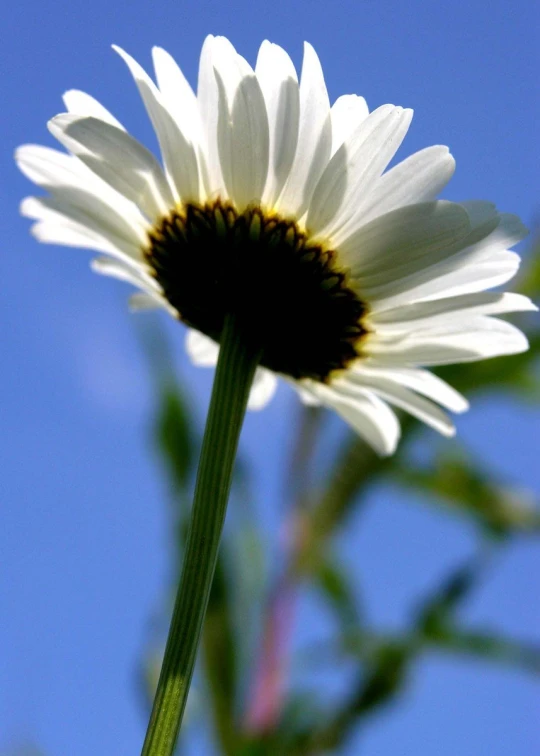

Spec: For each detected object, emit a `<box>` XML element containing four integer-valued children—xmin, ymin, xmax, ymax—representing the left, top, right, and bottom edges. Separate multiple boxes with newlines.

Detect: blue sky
<box><xmin>2</xmin><ymin>0</ymin><xmax>539</xmax><ymax>754</ymax></box>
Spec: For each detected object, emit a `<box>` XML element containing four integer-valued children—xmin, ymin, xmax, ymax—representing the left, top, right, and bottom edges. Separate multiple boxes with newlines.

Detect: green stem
<box><xmin>142</xmin><ymin>313</ymin><xmax>261</xmax><ymax>756</ymax></box>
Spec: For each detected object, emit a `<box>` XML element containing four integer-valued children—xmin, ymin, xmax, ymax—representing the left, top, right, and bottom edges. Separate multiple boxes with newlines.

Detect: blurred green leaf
<box><xmin>295</xmin><ymin>433</ymin><xmax>393</xmax><ymax>575</ymax></box>
<box><xmin>315</xmin><ymin>557</ymin><xmax>361</xmax><ymax>628</ymax></box>
<box><xmin>428</xmin><ymin>629</ymin><xmax>540</xmax><ymax>674</ymax></box>
<box><xmin>394</xmin><ymin>450</ymin><xmax>540</xmax><ymax>537</ymax></box>
<box><xmin>415</xmin><ymin>557</ymin><xmax>483</xmax><ymax>636</ymax></box>
<box><xmin>286</xmin><ymin>641</ymin><xmax>413</xmax><ymax>755</ymax></box>
<box><xmin>156</xmin><ymin>386</ymin><xmax>196</xmax><ymax>494</ymax></box>
<box><xmin>516</xmin><ymin>230</ymin><xmax>540</xmax><ymax>299</ymax></box>
<box><xmin>414</xmin><ymin>555</ymin><xmax>540</xmax><ymax>676</ymax></box>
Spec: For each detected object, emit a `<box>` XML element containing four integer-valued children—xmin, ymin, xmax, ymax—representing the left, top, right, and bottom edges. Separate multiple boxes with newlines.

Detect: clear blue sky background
<box><xmin>1</xmin><ymin>0</ymin><xmax>539</xmax><ymax>754</ymax></box>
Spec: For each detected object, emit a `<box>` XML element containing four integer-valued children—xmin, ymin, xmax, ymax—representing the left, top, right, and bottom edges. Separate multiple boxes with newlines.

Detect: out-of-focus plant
<box><xmin>137</xmin><ymin>232</ymin><xmax>540</xmax><ymax>755</ymax></box>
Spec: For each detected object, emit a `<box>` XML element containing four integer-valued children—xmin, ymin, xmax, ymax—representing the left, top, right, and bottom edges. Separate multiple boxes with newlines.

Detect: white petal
<box><xmin>337</xmin><ymin>374</ymin><xmax>456</xmax><ymax>436</ymax></box>
<box><xmin>113</xmin><ymin>45</ymin><xmax>200</xmax><ymax>204</ymax></box>
<box><xmin>213</xmin><ymin>39</ymin><xmax>269</xmax><ymax>208</ymax></box>
<box><xmin>129</xmin><ymin>292</ymin><xmax>169</xmax><ymax>312</ymax></box>
<box><xmin>340</xmin><ymin>201</ymin><xmax>470</xmax><ymax>285</ymax></box>
<box><xmin>21</xmin><ymin>180</ymin><xmax>144</xmax><ymax>260</ymax></box>
<box><xmin>367</xmin><ymin>213</ymin><xmax>525</xmax><ymax>308</ymax></box>
<box><xmin>27</xmin><ymin>218</ymin><xmax>122</xmax><ymax>257</ymax></box>
<box><xmin>350</xmin><ymin>145</ymin><xmax>456</xmax><ymax>229</ymax></box>
<box><xmin>276</xmin><ymin>42</ymin><xmax>332</xmax><ymax>218</ymax></box>
<box><xmin>255</xmin><ymin>40</ymin><xmax>300</xmax><ymax>208</ymax></box>
<box><xmin>459</xmin><ymin>200</ymin><xmax>498</xmax><ymax>227</ymax></box>
<box><xmin>307</xmin><ymin>381</ymin><xmax>400</xmax><ymax>455</ymax></box>
<box><xmin>322</xmin><ymin>105</ymin><xmax>414</xmax><ymax>240</ymax></box>
<box><xmin>197</xmin><ymin>35</ymin><xmax>225</xmax><ymax>197</ymax></box>
<box><xmin>56</xmin><ymin>183</ymin><xmax>144</xmax><ymax>252</ymax></box>
<box><xmin>367</xmin><ymin>316</ymin><xmax>529</xmax><ymax>366</ymax></box>
<box><xmin>351</xmin><ymin>365</ymin><xmax>469</xmax><ymax>413</ymax></box>
<box><xmin>185</xmin><ymin>329</ymin><xmax>219</xmax><ymax>367</ymax></box>
<box><xmin>152</xmin><ymin>46</ymin><xmax>202</xmax><ymax>148</ymax></box>
<box><xmin>248</xmin><ymin>369</ymin><xmax>278</xmax><ymax>410</ymax></box>
<box><xmin>21</xmin><ymin>195</ymin><xmax>141</xmax><ymax>262</ymax></box>
<box><xmin>15</xmin><ymin>146</ymin><xmax>149</xmax><ymax>240</ymax></box>
<box><xmin>90</xmin><ymin>255</ymin><xmax>159</xmax><ymax>291</ymax></box>
<box><xmin>48</xmin><ymin>114</ymin><xmax>173</xmax><ymax>220</ymax></box>
<box><xmin>293</xmin><ymin>382</ymin><xmax>322</xmax><ymax>406</ymax></box>
<box><xmin>16</xmin><ymin>144</ymin><xmax>84</xmax><ymax>187</ymax></box>
<box><xmin>371</xmin><ymin>291</ymin><xmax>538</xmax><ymax>327</ymax></box>
<box><xmin>62</xmin><ymin>90</ymin><xmax>125</xmax><ymax>130</ymax></box>
<box><xmin>305</xmin><ymin>136</ymin><xmax>348</xmax><ymax>235</ymax></box>
<box><xmin>330</xmin><ymin>94</ymin><xmax>369</xmax><ymax>156</ymax></box>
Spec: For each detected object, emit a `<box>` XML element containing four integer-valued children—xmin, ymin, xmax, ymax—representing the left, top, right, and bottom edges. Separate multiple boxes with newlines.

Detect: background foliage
<box><xmin>135</xmin><ymin>234</ymin><xmax>540</xmax><ymax>754</ymax></box>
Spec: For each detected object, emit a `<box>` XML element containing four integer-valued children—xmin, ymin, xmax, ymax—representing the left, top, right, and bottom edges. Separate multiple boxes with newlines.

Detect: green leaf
<box><xmin>315</xmin><ymin>557</ymin><xmax>361</xmax><ymax>628</ymax></box>
<box><xmin>287</xmin><ymin>641</ymin><xmax>413</xmax><ymax>754</ymax></box>
<box><xmin>516</xmin><ymin>230</ymin><xmax>540</xmax><ymax>299</ymax></box>
<box><xmin>415</xmin><ymin>557</ymin><xmax>485</xmax><ymax>637</ymax></box>
<box><xmin>429</xmin><ymin>630</ymin><xmax>540</xmax><ymax>675</ymax></box>
<box><xmin>394</xmin><ymin>450</ymin><xmax>540</xmax><ymax>537</ymax></box>
<box><xmin>156</xmin><ymin>386</ymin><xmax>196</xmax><ymax>493</ymax></box>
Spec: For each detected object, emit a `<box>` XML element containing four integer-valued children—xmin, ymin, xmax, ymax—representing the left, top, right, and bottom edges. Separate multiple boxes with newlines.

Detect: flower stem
<box><xmin>142</xmin><ymin>312</ymin><xmax>261</xmax><ymax>756</ymax></box>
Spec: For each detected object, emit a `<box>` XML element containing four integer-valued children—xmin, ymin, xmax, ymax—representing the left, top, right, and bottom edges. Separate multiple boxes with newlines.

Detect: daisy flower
<box><xmin>16</xmin><ymin>36</ymin><xmax>535</xmax><ymax>455</ymax></box>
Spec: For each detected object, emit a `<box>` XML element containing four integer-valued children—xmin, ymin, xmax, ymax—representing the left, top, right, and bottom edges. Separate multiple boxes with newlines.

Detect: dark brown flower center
<box><xmin>145</xmin><ymin>201</ymin><xmax>368</xmax><ymax>382</ymax></box>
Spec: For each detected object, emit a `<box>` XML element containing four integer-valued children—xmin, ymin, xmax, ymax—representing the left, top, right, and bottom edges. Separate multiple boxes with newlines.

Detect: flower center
<box><xmin>145</xmin><ymin>201</ymin><xmax>369</xmax><ymax>382</ymax></box>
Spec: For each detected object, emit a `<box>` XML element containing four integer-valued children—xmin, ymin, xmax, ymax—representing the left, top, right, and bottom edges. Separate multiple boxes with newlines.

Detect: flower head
<box><xmin>16</xmin><ymin>36</ymin><xmax>536</xmax><ymax>454</ymax></box>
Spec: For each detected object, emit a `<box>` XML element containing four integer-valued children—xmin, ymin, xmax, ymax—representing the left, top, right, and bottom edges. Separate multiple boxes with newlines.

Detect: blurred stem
<box><xmin>142</xmin><ymin>313</ymin><xmax>261</xmax><ymax>756</ymax></box>
<box><xmin>246</xmin><ymin>404</ymin><xmax>322</xmax><ymax>733</ymax></box>
<box><xmin>295</xmin><ymin>417</ymin><xmax>413</xmax><ymax>575</ymax></box>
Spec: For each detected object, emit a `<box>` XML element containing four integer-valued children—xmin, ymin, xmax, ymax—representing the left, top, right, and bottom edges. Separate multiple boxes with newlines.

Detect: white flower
<box><xmin>16</xmin><ymin>36</ymin><xmax>536</xmax><ymax>455</ymax></box>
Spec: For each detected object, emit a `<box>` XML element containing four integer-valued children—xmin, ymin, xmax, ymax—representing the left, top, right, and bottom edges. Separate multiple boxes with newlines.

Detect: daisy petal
<box><xmin>256</xmin><ymin>40</ymin><xmax>300</xmax><ymax>208</ymax></box>
<box><xmin>352</xmin><ymin>365</ymin><xmax>469</xmax><ymax>413</ymax></box>
<box><xmin>62</xmin><ymin>89</ymin><xmax>125</xmax><ymax>130</ymax></box>
<box><xmin>90</xmin><ymin>256</ymin><xmax>159</xmax><ymax>291</ymax></box>
<box><xmin>152</xmin><ymin>46</ymin><xmax>202</xmax><ymax>148</ymax></box>
<box><xmin>129</xmin><ymin>292</ymin><xmax>169</xmax><ymax>311</ymax></box>
<box><xmin>354</xmin><ymin>145</ymin><xmax>456</xmax><ymax>228</ymax></box>
<box><xmin>338</xmin><ymin>374</ymin><xmax>456</xmax><ymax>436</ymax></box>
<box><xmin>197</xmin><ymin>35</ymin><xmax>226</xmax><ymax>196</ymax></box>
<box><xmin>309</xmin><ymin>382</ymin><xmax>400</xmax><ymax>455</ymax></box>
<box><xmin>185</xmin><ymin>329</ymin><xmax>219</xmax><ymax>367</ymax></box>
<box><xmin>14</xmin><ymin>145</ymin><xmax>145</xmax><ymax>231</ymax></box>
<box><xmin>113</xmin><ymin>46</ymin><xmax>200</xmax><ymax>204</ymax></box>
<box><xmin>294</xmin><ymin>382</ymin><xmax>322</xmax><ymax>406</ymax></box>
<box><xmin>369</xmin><ymin>212</ymin><xmax>526</xmax><ymax>308</ymax></box>
<box><xmin>330</xmin><ymin>94</ymin><xmax>369</xmax><ymax>156</ymax></box>
<box><xmin>340</xmin><ymin>201</ymin><xmax>470</xmax><ymax>284</ymax></box>
<box><xmin>324</xmin><ymin>105</ymin><xmax>414</xmax><ymax>240</ymax></box>
<box><xmin>276</xmin><ymin>42</ymin><xmax>332</xmax><ymax>218</ymax></box>
<box><xmin>48</xmin><ymin>113</ymin><xmax>173</xmax><ymax>220</ymax></box>
<box><xmin>21</xmin><ymin>195</ymin><xmax>141</xmax><ymax>262</ymax></box>
<box><xmin>214</xmin><ymin>58</ymin><xmax>270</xmax><ymax>208</ymax></box>
<box><xmin>16</xmin><ymin>144</ymin><xmax>84</xmax><ymax>187</ymax></box>
<box><xmin>28</xmin><ymin>218</ymin><xmax>121</xmax><ymax>256</ymax></box>
<box><xmin>248</xmin><ymin>369</ymin><xmax>278</xmax><ymax>410</ymax></box>
<box><xmin>371</xmin><ymin>291</ymin><xmax>537</xmax><ymax>327</ymax></box>
<box><xmin>367</xmin><ymin>316</ymin><xmax>529</xmax><ymax>365</ymax></box>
